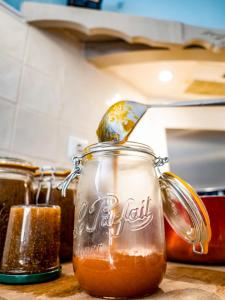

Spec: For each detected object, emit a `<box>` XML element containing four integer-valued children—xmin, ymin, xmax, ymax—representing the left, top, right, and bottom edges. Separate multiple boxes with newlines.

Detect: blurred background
<box><xmin>0</xmin><ymin>0</ymin><xmax>225</xmax><ymax>189</ymax></box>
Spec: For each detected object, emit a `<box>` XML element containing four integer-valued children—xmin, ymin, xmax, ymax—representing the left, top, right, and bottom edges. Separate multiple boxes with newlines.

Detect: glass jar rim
<box><xmin>35</xmin><ymin>167</ymin><xmax>71</xmax><ymax>178</ymax></box>
<box><xmin>11</xmin><ymin>204</ymin><xmax>60</xmax><ymax>209</ymax></box>
<box><xmin>83</xmin><ymin>141</ymin><xmax>156</xmax><ymax>159</ymax></box>
<box><xmin>0</xmin><ymin>156</ymin><xmax>38</xmax><ymax>173</ymax></box>
<box><xmin>58</xmin><ymin>142</ymin><xmax>169</xmax><ymax>197</ymax></box>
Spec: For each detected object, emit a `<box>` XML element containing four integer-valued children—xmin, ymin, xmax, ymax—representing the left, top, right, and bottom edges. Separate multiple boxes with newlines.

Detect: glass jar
<box><xmin>0</xmin><ymin>204</ymin><xmax>61</xmax><ymax>284</ymax></box>
<box><xmin>60</xmin><ymin>142</ymin><xmax>211</xmax><ymax>298</ymax></box>
<box><xmin>0</xmin><ymin>157</ymin><xmax>37</xmax><ymax>265</ymax></box>
<box><xmin>34</xmin><ymin>167</ymin><xmax>76</xmax><ymax>262</ymax></box>
<box><xmin>1</xmin><ymin>204</ymin><xmax>61</xmax><ymax>275</ymax></box>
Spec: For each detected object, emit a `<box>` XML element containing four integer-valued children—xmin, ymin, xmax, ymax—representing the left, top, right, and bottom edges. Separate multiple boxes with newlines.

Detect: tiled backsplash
<box><xmin>2</xmin><ymin>3</ymin><xmax>223</xmax><ymax>173</ymax></box>
<box><xmin>0</xmin><ymin>4</ymin><xmax>146</xmax><ymax>168</ymax></box>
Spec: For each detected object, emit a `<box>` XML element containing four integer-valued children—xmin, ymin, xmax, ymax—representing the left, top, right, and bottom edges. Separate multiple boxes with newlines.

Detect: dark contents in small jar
<box><xmin>0</xmin><ymin>179</ymin><xmax>33</xmax><ymax>263</ymax></box>
<box><xmin>1</xmin><ymin>206</ymin><xmax>60</xmax><ymax>274</ymax></box>
<box><xmin>35</xmin><ymin>188</ymin><xmax>75</xmax><ymax>262</ymax></box>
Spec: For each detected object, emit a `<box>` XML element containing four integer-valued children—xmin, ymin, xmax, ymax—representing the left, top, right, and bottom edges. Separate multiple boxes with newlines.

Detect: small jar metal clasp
<box><xmin>58</xmin><ymin>156</ymin><xmax>82</xmax><ymax>197</ymax></box>
<box><xmin>36</xmin><ymin>166</ymin><xmax>56</xmax><ymax>205</ymax></box>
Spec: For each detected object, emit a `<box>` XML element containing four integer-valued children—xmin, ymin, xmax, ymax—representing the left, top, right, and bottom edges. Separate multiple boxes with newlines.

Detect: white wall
<box><xmin>1</xmin><ymin>3</ymin><xmax>224</xmax><ymax>173</ymax></box>
<box><xmin>0</xmin><ymin>4</ymin><xmax>146</xmax><ymax>168</ymax></box>
<box><xmin>130</xmin><ymin>105</ymin><xmax>225</xmax><ymax>173</ymax></box>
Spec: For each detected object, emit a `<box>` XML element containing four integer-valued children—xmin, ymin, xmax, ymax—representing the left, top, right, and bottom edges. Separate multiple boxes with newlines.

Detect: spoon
<box><xmin>97</xmin><ymin>99</ymin><xmax>225</xmax><ymax>143</ymax></box>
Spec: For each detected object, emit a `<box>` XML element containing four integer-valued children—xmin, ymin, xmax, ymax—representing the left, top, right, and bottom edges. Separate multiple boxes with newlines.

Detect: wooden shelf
<box><xmin>21</xmin><ymin>3</ymin><xmax>225</xmax><ymax>67</ymax></box>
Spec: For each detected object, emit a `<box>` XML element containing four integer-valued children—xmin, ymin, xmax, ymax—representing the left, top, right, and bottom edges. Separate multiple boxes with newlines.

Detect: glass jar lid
<box><xmin>35</xmin><ymin>166</ymin><xmax>71</xmax><ymax>178</ymax></box>
<box><xmin>0</xmin><ymin>157</ymin><xmax>38</xmax><ymax>172</ymax></box>
<box><xmin>159</xmin><ymin>171</ymin><xmax>211</xmax><ymax>254</ymax></box>
<box><xmin>83</xmin><ymin>141</ymin><xmax>156</xmax><ymax>158</ymax></box>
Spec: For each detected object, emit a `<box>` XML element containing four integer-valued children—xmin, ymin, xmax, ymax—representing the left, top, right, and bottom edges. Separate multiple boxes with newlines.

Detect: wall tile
<box><xmin>56</xmin><ymin>123</ymin><xmax>75</xmax><ymax>166</ymax></box>
<box><xmin>61</xmin><ymin>57</ymin><xmax>146</xmax><ymax>137</ymax></box>
<box><xmin>61</xmin><ymin>81</ymin><xmax>95</xmax><ymax>129</ymax></box>
<box><xmin>20</xmin><ymin>65</ymin><xmax>61</xmax><ymax>118</ymax></box>
<box><xmin>56</xmin><ymin>122</ymin><xmax>93</xmax><ymax>167</ymax></box>
<box><xmin>9</xmin><ymin>151</ymin><xmax>57</xmax><ymax>168</ymax></box>
<box><xmin>0</xmin><ymin>10</ymin><xmax>27</xmax><ymax>60</ymax></box>
<box><xmin>0</xmin><ymin>98</ymin><xmax>16</xmax><ymax>150</ymax></box>
<box><xmin>0</xmin><ymin>53</ymin><xmax>22</xmax><ymax>102</ymax></box>
<box><xmin>25</xmin><ymin>27</ymin><xmax>65</xmax><ymax>81</ymax></box>
<box><xmin>0</xmin><ymin>149</ymin><xmax>12</xmax><ymax>157</ymax></box>
<box><xmin>12</xmin><ymin>108</ymin><xmax>58</xmax><ymax>161</ymax></box>
<box><xmin>61</xmin><ymin>58</ymin><xmax>105</xmax><ymax>132</ymax></box>
<box><xmin>0</xmin><ymin>9</ymin><xmax>148</xmax><ymax>166</ymax></box>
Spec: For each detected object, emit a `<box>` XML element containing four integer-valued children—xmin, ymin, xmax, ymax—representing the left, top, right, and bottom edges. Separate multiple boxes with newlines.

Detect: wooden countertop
<box><xmin>0</xmin><ymin>262</ymin><xmax>225</xmax><ymax>299</ymax></box>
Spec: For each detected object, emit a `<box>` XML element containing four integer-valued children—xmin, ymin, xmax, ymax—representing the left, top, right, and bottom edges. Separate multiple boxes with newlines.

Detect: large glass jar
<box><xmin>60</xmin><ymin>142</ymin><xmax>211</xmax><ymax>298</ymax></box>
<box><xmin>34</xmin><ymin>168</ymin><xmax>76</xmax><ymax>262</ymax></box>
<box><xmin>0</xmin><ymin>157</ymin><xmax>37</xmax><ymax>266</ymax></box>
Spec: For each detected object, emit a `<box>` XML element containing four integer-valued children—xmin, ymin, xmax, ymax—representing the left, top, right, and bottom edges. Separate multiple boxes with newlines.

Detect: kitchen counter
<box><xmin>0</xmin><ymin>262</ymin><xmax>225</xmax><ymax>299</ymax></box>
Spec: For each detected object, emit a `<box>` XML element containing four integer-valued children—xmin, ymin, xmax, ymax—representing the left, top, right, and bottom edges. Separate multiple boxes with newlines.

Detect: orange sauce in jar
<box><xmin>73</xmin><ymin>249</ymin><xmax>166</xmax><ymax>298</ymax></box>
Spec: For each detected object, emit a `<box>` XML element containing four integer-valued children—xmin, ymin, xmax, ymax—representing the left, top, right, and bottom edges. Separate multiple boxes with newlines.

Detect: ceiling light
<box><xmin>158</xmin><ymin>70</ymin><xmax>173</xmax><ymax>82</ymax></box>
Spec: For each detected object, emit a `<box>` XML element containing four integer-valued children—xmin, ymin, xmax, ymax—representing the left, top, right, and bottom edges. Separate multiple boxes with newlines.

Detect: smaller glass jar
<box><xmin>34</xmin><ymin>167</ymin><xmax>76</xmax><ymax>262</ymax></box>
<box><xmin>60</xmin><ymin>142</ymin><xmax>211</xmax><ymax>298</ymax></box>
<box><xmin>1</xmin><ymin>204</ymin><xmax>61</xmax><ymax>274</ymax></box>
<box><xmin>0</xmin><ymin>157</ymin><xmax>37</xmax><ymax>265</ymax></box>
<box><xmin>0</xmin><ymin>204</ymin><xmax>61</xmax><ymax>284</ymax></box>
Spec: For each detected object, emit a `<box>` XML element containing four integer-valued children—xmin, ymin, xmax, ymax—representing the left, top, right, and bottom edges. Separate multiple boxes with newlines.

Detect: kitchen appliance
<box><xmin>165</xmin><ymin>187</ymin><xmax>225</xmax><ymax>264</ymax></box>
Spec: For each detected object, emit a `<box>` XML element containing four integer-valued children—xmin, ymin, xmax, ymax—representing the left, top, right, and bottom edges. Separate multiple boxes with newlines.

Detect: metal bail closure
<box><xmin>159</xmin><ymin>172</ymin><xmax>211</xmax><ymax>255</ymax></box>
<box><xmin>58</xmin><ymin>156</ymin><xmax>82</xmax><ymax>197</ymax></box>
<box><xmin>36</xmin><ymin>166</ymin><xmax>56</xmax><ymax>205</ymax></box>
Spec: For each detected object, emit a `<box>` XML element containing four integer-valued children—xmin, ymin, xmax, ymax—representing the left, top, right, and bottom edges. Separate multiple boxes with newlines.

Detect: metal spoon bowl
<box><xmin>97</xmin><ymin>99</ymin><xmax>225</xmax><ymax>143</ymax></box>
